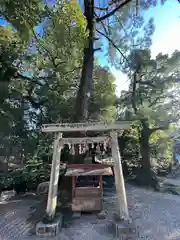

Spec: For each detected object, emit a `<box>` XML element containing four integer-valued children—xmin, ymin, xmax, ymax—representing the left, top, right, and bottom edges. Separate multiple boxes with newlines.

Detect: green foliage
<box><xmin>0</xmin><ymin>26</ymin><xmax>28</xmax><ymax>158</ymax></box>
<box><xmin>120</xmin><ymin>49</ymin><xmax>180</xmax><ymax>123</ymax></box>
<box><xmin>63</xmin><ymin>0</ymin><xmax>87</xmax><ymax>36</ymax></box>
<box><xmin>89</xmin><ymin>66</ymin><xmax>117</xmax><ymax>120</ymax></box>
<box><xmin>0</xmin><ymin>161</ymin><xmax>50</xmax><ymax>192</ymax></box>
<box><xmin>118</xmin><ymin>49</ymin><xmax>180</xmax><ymax>175</ymax></box>
<box><xmin>0</xmin><ymin>1</ymin><xmax>117</xmax><ymax>172</ymax></box>
<box><xmin>118</xmin><ymin>126</ymin><xmax>141</xmax><ymax>176</ymax></box>
<box><xmin>0</xmin><ymin>0</ymin><xmax>44</xmax><ymax>41</ymax></box>
<box><xmin>0</xmin><ymin>0</ymin><xmax>173</xmax><ymax>188</ymax></box>
<box><xmin>103</xmin><ymin>5</ymin><xmax>155</xmax><ymax>69</ymax></box>
<box><xmin>150</xmin><ymin>130</ymin><xmax>173</xmax><ymax>169</ymax></box>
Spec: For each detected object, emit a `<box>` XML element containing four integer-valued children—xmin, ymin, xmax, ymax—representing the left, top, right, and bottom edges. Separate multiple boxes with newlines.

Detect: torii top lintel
<box><xmin>41</xmin><ymin>121</ymin><xmax>132</xmax><ymax>133</ymax></box>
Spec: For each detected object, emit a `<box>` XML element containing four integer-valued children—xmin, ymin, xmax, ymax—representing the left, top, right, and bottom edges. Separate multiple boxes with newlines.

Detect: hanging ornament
<box><xmin>94</xmin><ymin>142</ymin><xmax>97</xmax><ymax>151</ymax></box>
<box><xmin>82</xmin><ymin>142</ymin><xmax>85</xmax><ymax>154</ymax></box>
<box><xmin>101</xmin><ymin>143</ymin><xmax>105</xmax><ymax>158</ymax></box>
<box><xmin>108</xmin><ymin>137</ymin><xmax>111</xmax><ymax>148</ymax></box>
<box><xmin>96</xmin><ymin>143</ymin><xmax>101</xmax><ymax>155</ymax></box>
<box><xmin>106</xmin><ymin>138</ymin><xmax>111</xmax><ymax>155</ymax></box>
<box><xmin>79</xmin><ymin>144</ymin><xmax>82</xmax><ymax>154</ymax></box>
<box><xmin>88</xmin><ymin>143</ymin><xmax>92</xmax><ymax>155</ymax></box>
<box><xmin>71</xmin><ymin>144</ymin><xmax>75</xmax><ymax>155</ymax></box>
<box><xmin>100</xmin><ymin>143</ymin><xmax>104</xmax><ymax>152</ymax></box>
<box><xmin>104</xmin><ymin>140</ymin><xmax>107</xmax><ymax>152</ymax></box>
<box><xmin>69</xmin><ymin>143</ymin><xmax>73</xmax><ymax>155</ymax></box>
<box><xmin>68</xmin><ymin>143</ymin><xmax>71</xmax><ymax>154</ymax></box>
<box><xmin>85</xmin><ymin>141</ymin><xmax>89</xmax><ymax>151</ymax></box>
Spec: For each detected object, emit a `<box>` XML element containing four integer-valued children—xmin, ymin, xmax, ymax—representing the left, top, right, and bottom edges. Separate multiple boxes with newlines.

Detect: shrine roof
<box><xmin>65</xmin><ymin>164</ymin><xmax>113</xmax><ymax>176</ymax></box>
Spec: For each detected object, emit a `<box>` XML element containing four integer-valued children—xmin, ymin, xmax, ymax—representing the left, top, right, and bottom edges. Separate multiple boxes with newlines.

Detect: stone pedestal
<box><xmin>72</xmin><ymin>211</ymin><xmax>81</xmax><ymax>219</ymax></box>
<box><xmin>107</xmin><ymin>218</ymin><xmax>138</xmax><ymax>239</ymax></box>
<box><xmin>1</xmin><ymin>190</ymin><xmax>16</xmax><ymax>201</ymax></box>
<box><xmin>97</xmin><ymin>210</ymin><xmax>106</xmax><ymax>219</ymax></box>
<box><xmin>36</xmin><ymin>214</ymin><xmax>63</xmax><ymax>237</ymax></box>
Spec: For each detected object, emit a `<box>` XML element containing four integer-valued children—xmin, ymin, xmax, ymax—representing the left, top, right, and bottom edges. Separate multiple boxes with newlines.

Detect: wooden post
<box><xmin>110</xmin><ymin>131</ymin><xmax>129</xmax><ymax>220</ymax></box>
<box><xmin>46</xmin><ymin>132</ymin><xmax>63</xmax><ymax>220</ymax></box>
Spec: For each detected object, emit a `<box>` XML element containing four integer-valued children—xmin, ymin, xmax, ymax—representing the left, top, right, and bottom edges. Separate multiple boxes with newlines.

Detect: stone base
<box><xmin>72</xmin><ymin>211</ymin><xmax>81</xmax><ymax>219</ymax></box>
<box><xmin>36</xmin><ymin>214</ymin><xmax>63</xmax><ymax>237</ymax></box>
<box><xmin>97</xmin><ymin>210</ymin><xmax>106</xmax><ymax>219</ymax></box>
<box><xmin>107</xmin><ymin>219</ymin><xmax>138</xmax><ymax>239</ymax></box>
<box><xmin>1</xmin><ymin>190</ymin><xmax>16</xmax><ymax>201</ymax></box>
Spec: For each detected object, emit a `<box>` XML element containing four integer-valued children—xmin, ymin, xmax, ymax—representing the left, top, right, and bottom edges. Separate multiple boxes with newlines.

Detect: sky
<box><xmin>113</xmin><ymin>0</ymin><xmax>180</xmax><ymax>96</ymax></box>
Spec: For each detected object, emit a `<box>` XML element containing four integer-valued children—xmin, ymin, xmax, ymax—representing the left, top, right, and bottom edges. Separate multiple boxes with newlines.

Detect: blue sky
<box><xmin>0</xmin><ymin>19</ymin><xmax>6</xmax><ymax>26</ymax></box>
<box><xmin>113</xmin><ymin>0</ymin><xmax>180</xmax><ymax>95</ymax></box>
<box><xmin>1</xmin><ymin>1</ymin><xmax>180</xmax><ymax>96</ymax></box>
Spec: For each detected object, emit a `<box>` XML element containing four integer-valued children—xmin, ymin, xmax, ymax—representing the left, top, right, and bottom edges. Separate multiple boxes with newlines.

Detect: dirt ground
<box><xmin>1</xmin><ymin>185</ymin><xmax>180</xmax><ymax>240</ymax></box>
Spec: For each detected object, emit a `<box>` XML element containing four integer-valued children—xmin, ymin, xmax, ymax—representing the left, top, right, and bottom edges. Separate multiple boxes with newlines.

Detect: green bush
<box><xmin>0</xmin><ymin>162</ymin><xmax>51</xmax><ymax>193</ymax></box>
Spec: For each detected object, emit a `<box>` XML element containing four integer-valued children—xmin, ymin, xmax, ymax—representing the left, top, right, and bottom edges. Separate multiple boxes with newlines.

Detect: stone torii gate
<box><xmin>41</xmin><ymin>121</ymin><xmax>132</xmax><ymax>222</ymax></box>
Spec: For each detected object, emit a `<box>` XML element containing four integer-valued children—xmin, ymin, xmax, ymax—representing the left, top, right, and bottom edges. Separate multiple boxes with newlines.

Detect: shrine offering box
<box><xmin>65</xmin><ymin>164</ymin><xmax>113</xmax><ymax>212</ymax></box>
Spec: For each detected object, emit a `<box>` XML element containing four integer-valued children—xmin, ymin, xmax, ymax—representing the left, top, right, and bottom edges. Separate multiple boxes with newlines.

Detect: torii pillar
<box><xmin>36</xmin><ymin>132</ymin><xmax>64</xmax><ymax>237</ymax></box>
<box><xmin>110</xmin><ymin>131</ymin><xmax>129</xmax><ymax>220</ymax></box>
<box><xmin>46</xmin><ymin>132</ymin><xmax>63</xmax><ymax>220</ymax></box>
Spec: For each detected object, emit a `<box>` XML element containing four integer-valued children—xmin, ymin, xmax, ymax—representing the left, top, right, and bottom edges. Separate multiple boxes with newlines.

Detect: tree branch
<box><xmin>63</xmin><ymin>66</ymin><xmax>81</xmax><ymax>75</ymax></box>
<box><xmin>137</xmin><ymin>80</ymin><xmax>156</xmax><ymax>88</ymax></box>
<box><xmin>94</xmin><ymin>7</ymin><xmax>108</xmax><ymax>11</ymax></box>
<box><xmin>132</xmin><ymin>71</ymin><xmax>138</xmax><ymax>114</ymax></box>
<box><xmin>23</xmin><ymin>95</ymin><xmax>47</xmax><ymax>109</ymax></box>
<box><xmin>131</xmin><ymin>65</ymin><xmax>141</xmax><ymax>114</ymax></box>
<box><xmin>149</xmin><ymin>126</ymin><xmax>169</xmax><ymax>135</ymax></box>
<box><xmin>93</xmin><ymin>48</ymin><xmax>101</xmax><ymax>52</ymax></box>
<box><xmin>96</xmin><ymin>0</ymin><xmax>132</xmax><ymax>22</ymax></box>
<box><xmin>96</xmin><ymin>28</ymin><xmax>129</xmax><ymax>63</ymax></box>
<box><xmin>16</xmin><ymin>72</ymin><xmax>53</xmax><ymax>87</ymax></box>
<box><xmin>32</xmin><ymin>29</ymin><xmax>65</xmax><ymax>69</ymax></box>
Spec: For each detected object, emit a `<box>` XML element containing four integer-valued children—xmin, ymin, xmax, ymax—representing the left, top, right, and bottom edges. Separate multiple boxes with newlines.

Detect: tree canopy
<box><xmin>118</xmin><ymin>48</ymin><xmax>180</xmax><ymax>185</ymax></box>
<box><xmin>0</xmin><ymin>0</ymin><xmax>178</xmax><ymax>189</ymax></box>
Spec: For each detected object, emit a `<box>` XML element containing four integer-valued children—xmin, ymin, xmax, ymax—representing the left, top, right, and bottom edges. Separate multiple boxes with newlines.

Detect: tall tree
<box><xmin>0</xmin><ymin>0</ymin><xmax>168</xmax><ymax>123</ymax></box>
<box><xmin>118</xmin><ymin>49</ymin><xmax>180</xmax><ymax>186</ymax></box>
<box><xmin>75</xmin><ymin>0</ymin><xmax>94</xmax><ymax>121</ymax></box>
<box><xmin>76</xmin><ymin>0</ymin><xmax>168</xmax><ymax>122</ymax></box>
<box><xmin>75</xmin><ymin>0</ymin><xmax>136</xmax><ymax>121</ymax></box>
<box><xmin>0</xmin><ymin>2</ymin><xmax>117</xmax><ymax>160</ymax></box>
<box><xmin>0</xmin><ymin>26</ymin><xmax>28</xmax><ymax>158</ymax></box>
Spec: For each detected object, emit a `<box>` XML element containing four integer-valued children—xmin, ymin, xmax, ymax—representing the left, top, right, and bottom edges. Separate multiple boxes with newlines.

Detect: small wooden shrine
<box><xmin>41</xmin><ymin>121</ymin><xmax>132</xmax><ymax>222</ymax></box>
<box><xmin>65</xmin><ymin>164</ymin><xmax>113</xmax><ymax>212</ymax></box>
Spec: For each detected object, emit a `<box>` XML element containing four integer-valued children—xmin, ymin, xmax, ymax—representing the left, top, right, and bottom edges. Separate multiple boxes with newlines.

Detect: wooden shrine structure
<box><xmin>41</xmin><ymin>121</ymin><xmax>132</xmax><ymax>221</ymax></box>
<box><xmin>66</xmin><ymin>163</ymin><xmax>113</xmax><ymax>212</ymax></box>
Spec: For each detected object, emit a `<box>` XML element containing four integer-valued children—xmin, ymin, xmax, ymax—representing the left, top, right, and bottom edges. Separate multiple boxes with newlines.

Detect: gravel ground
<box><xmin>126</xmin><ymin>184</ymin><xmax>180</xmax><ymax>240</ymax></box>
<box><xmin>1</xmin><ymin>185</ymin><xmax>180</xmax><ymax>240</ymax></box>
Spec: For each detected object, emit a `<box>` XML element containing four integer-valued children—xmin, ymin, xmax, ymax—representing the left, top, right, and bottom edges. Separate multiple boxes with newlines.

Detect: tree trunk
<box><xmin>140</xmin><ymin>120</ymin><xmax>151</xmax><ymax>172</ymax></box>
<box><xmin>137</xmin><ymin>119</ymin><xmax>157</xmax><ymax>187</ymax></box>
<box><xmin>74</xmin><ymin>0</ymin><xmax>94</xmax><ymax>121</ymax></box>
<box><xmin>59</xmin><ymin>1</ymin><xmax>95</xmax><ymax>209</ymax></box>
